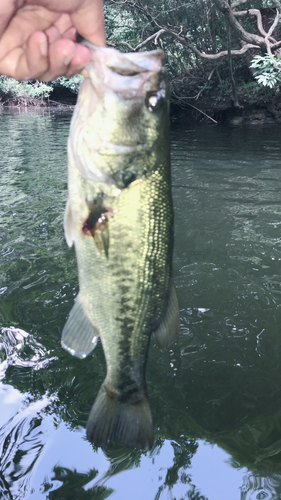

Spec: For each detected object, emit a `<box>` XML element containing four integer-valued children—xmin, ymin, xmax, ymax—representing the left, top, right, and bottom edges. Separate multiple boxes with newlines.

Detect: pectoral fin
<box><xmin>61</xmin><ymin>293</ymin><xmax>99</xmax><ymax>358</ymax></box>
<box><xmin>64</xmin><ymin>198</ymin><xmax>75</xmax><ymax>248</ymax></box>
<box><xmin>154</xmin><ymin>280</ymin><xmax>180</xmax><ymax>349</ymax></box>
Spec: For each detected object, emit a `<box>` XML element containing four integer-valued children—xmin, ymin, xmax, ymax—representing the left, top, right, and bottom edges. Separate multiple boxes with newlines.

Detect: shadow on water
<box><xmin>1</xmin><ymin>111</ymin><xmax>281</xmax><ymax>499</ymax></box>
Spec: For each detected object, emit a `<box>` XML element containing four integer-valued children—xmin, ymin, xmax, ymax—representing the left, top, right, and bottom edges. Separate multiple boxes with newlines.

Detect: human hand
<box><xmin>0</xmin><ymin>0</ymin><xmax>105</xmax><ymax>81</ymax></box>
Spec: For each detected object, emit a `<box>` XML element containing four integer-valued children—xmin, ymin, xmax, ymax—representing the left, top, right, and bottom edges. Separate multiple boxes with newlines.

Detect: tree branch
<box><xmin>271</xmin><ymin>40</ymin><xmax>281</xmax><ymax>50</ymax></box>
<box><xmin>265</xmin><ymin>9</ymin><xmax>281</xmax><ymax>55</ymax></box>
<box><xmin>140</xmin><ymin>24</ymin><xmax>260</xmax><ymax>60</ymax></box>
<box><xmin>114</xmin><ymin>29</ymin><xmax>167</xmax><ymax>51</ymax></box>
<box><xmin>107</xmin><ymin>0</ymin><xmax>272</xmax><ymax>64</ymax></box>
<box><xmin>233</xmin><ymin>9</ymin><xmax>277</xmax><ymax>42</ymax></box>
<box><xmin>213</xmin><ymin>0</ymin><xmax>265</xmax><ymax>48</ymax></box>
<box><xmin>267</xmin><ymin>9</ymin><xmax>280</xmax><ymax>40</ymax></box>
<box><xmin>171</xmin><ymin>90</ymin><xmax>218</xmax><ymax>123</ymax></box>
<box><xmin>187</xmin><ymin>42</ymin><xmax>259</xmax><ymax>60</ymax></box>
<box><xmin>195</xmin><ymin>68</ymin><xmax>215</xmax><ymax>100</ymax></box>
<box><xmin>231</xmin><ymin>0</ymin><xmax>248</xmax><ymax>8</ymax></box>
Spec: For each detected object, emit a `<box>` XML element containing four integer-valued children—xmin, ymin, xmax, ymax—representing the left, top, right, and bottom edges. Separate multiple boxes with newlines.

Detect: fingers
<box><xmin>23</xmin><ymin>35</ymin><xmax>90</xmax><ymax>80</ymax></box>
<box><xmin>0</xmin><ymin>31</ymin><xmax>49</xmax><ymax>80</ymax></box>
<box><xmin>40</xmin><ymin>18</ymin><xmax>91</xmax><ymax>80</ymax></box>
<box><xmin>62</xmin><ymin>26</ymin><xmax>77</xmax><ymax>42</ymax></box>
<box><xmin>0</xmin><ymin>30</ymin><xmax>90</xmax><ymax>80</ymax></box>
<box><xmin>26</xmin><ymin>0</ymin><xmax>106</xmax><ymax>47</ymax></box>
<box><xmin>44</xmin><ymin>38</ymin><xmax>90</xmax><ymax>80</ymax></box>
<box><xmin>71</xmin><ymin>0</ymin><xmax>106</xmax><ymax>47</ymax></box>
<box><xmin>51</xmin><ymin>12</ymin><xmax>74</xmax><ymax>37</ymax></box>
<box><xmin>0</xmin><ymin>3</ymin><xmax>16</xmax><ymax>36</ymax></box>
<box><xmin>0</xmin><ymin>6</ymin><xmax>56</xmax><ymax>79</ymax></box>
<box><xmin>0</xmin><ymin>1</ymin><xmax>105</xmax><ymax>81</ymax></box>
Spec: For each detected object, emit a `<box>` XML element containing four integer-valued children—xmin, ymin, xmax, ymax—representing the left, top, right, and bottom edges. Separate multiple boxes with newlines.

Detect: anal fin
<box><xmin>61</xmin><ymin>293</ymin><xmax>99</xmax><ymax>358</ymax></box>
<box><xmin>154</xmin><ymin>280</ymin><xmax>180</xmax><ymax>349</ymax></box>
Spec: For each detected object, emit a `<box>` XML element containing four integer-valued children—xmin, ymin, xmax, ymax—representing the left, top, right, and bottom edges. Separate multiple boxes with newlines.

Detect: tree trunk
<box><xmin>227</xmin><ymin>0</ymin><xmax>239</xmax><ymax>107</ymax></box>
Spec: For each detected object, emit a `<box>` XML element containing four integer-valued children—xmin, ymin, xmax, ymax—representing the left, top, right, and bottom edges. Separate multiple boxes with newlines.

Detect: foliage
<box><xmin>2</xmin><ymin>1</ymin><xmax>281</xmax><ymax>107</ymax></box>
<box><xmin>44</xmin><ymin>466</ymin><xmax>114</xmax><ymax>500</ymax></box>
<box><xmin>0</xmin><ymin>76</ymin><xmax>52</xmax><ymax>103</ymax></box>
<box><xmin>262</xmin><ymin>0</ymin><xmax>279</xmax><ymax>5</ymax></box>
<box><xmin>0</xmin><ymin>75</ymin><xmax>83</xmax><ymax>105</ymax></box>
<box><xmin>102</xmin><ymin>0</ymin><xmax>281</xmax><ymax>106</ymax></box>
<box><xmin>52</xmin><ymin>75</ymin><xmax>84</xmax><ymax>94</ymax></box>
<box><xmin>250</xmin><ymin>54</ymin><xmax>281</xmax><ymax>88</ymax></box>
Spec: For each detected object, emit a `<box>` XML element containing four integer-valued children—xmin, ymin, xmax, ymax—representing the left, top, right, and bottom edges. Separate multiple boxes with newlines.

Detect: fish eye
<box><xmin>145</xmin><ymin>90</ymin><xmax>165</xmax><ymax>112</ymax></box>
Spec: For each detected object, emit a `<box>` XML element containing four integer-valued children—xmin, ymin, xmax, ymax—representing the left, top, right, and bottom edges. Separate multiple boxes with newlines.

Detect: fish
<box><xmin>62</xmin><ymin>40</ymin><xmax>180</xmax><ymax>449</ymax></box>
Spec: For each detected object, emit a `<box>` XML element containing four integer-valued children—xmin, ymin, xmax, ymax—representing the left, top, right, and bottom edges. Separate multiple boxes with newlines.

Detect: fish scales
<box><xmin>62</xmin><ymin>41</ymin><xmax>180</xmax><ymax>449</ymax></box>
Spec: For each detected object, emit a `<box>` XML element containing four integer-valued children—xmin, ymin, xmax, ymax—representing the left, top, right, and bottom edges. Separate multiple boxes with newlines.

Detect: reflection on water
<box><xmin>1</xmin><ymin>110</ymin><xmax>281</xmax><ymax>498</ymax></box>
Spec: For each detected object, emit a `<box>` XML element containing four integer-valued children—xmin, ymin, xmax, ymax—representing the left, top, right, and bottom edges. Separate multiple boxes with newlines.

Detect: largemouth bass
<box><xmin>62</xmin><ymin>41</ymin><xmax>180</xmax><ymax>449</ymax></box>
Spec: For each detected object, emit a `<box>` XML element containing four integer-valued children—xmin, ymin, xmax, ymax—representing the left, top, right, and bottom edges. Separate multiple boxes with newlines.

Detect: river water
<box><xmin>1</xmin><ymin>109</ymin><xmax>281</xmax><ymax>500</ymax></box>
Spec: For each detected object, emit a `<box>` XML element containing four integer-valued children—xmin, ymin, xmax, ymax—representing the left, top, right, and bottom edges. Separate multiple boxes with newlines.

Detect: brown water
<box><xmin>1</xmin><ymin>109</ymin><xmax>281</xmax><ymax>499</ymax></box>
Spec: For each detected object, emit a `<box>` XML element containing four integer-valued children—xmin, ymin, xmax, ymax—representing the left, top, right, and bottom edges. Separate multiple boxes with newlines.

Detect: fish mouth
<box><xmin>98</xmin><ymin>143</ymin><xmax>148</xmax><ymax>156</ymax></box>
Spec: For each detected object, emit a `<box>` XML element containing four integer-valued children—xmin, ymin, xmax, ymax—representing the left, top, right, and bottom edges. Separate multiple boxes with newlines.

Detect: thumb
<box><xmin>70</xmin><ymin>0</ymin><xmax>106</xmax><ymax>47</ymax></box>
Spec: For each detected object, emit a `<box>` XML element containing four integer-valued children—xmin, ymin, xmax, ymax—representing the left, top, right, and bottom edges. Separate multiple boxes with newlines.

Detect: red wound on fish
<box><xmin>82</xmin><ymin>206</ymin><xmax>113</xmax><ymax>237</ymax></box>
<box><xmin>82</xmin><ymin>220</ymin><xmax>92</xmax><ymax>235</ymax></box>
<box><xmin>82</xmin><ymin>207</ymin><xmax>111</xmax><ymax>258</ymax></box>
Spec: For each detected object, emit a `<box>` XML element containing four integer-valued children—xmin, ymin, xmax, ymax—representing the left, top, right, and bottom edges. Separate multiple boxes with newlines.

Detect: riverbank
<box><xmin>171</xmin><ymin>101</ymin><xmax>279</xmax><ymax>126</ymax></box>
<box><xmin>0</xmin><ymin>88</ymin><xmax>77</xmax><ymax>108</ymax></box>
<box><xmin>1</xmin><ymin>79</ymin><xmax>281</xmax><ymax>125</ymax></box>
<box><xmin>0</xmin><ymin>75</ymin><xmax>82</xmax><ymax>109</ymax></box>
<box><xmin>0</xmin><ymin>98</ymin><xmax>74</xmax><ymax>108</ymax></box>
<box><xmin>3</xmin><ymin>96</ymin><xmax>280</xmax><ymax>126</ymax></box>
<box><xmin>171</xmin><ymin>80</ymin><xmax>281</xmax><ymax>125</ymax></box>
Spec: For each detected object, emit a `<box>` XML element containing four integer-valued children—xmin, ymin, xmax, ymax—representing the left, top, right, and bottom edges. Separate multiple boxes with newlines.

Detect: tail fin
<box><xmin>86</xmin><ymin>384</ymin><xmax>153</xmax><ymax>449</ymax></box>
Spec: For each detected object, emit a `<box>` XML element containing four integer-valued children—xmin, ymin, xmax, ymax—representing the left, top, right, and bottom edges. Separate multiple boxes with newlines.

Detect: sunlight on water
<box><xmin>1</xmin><ymin>110</ymin><xmax>281</xmax><ymax>499</ymax></box>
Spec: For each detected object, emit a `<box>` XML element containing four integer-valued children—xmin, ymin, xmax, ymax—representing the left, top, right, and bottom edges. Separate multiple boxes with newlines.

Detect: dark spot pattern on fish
<box><xmin>105</xmin><ymin>383</ymin><xmax>120</xmax><ymax>400</ymax></box>
<box><xmin>119</xmin><ymin>390</ymin><xmax>144</xmax><ymax>405</ymax></box>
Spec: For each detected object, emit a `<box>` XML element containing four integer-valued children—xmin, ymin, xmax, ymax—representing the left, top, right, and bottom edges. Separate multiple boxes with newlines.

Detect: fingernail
<box><xmin>68</xmin><ymin>27</ymin><xmax>77</xmax><ymax>39</ymax></box>
<box><xmin>39</xmin><ymin>36</ymin><xmax>48</xmax><ymax>57</ymax></box>
<box><xmin>64</xmin><ymin>47</ymin><xmax>77</xmax><ymax>66</ymax></box>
